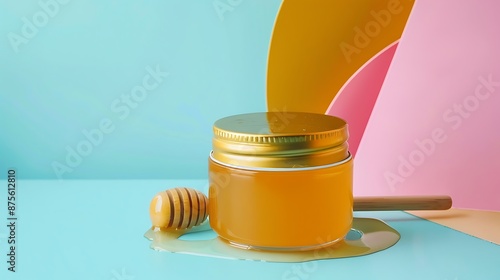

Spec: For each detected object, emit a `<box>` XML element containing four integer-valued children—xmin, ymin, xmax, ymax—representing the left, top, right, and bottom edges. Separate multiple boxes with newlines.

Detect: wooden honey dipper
<box><xmin>149</xmin><ymin>187</ymin><xmax>452</xmax><ymax>230</ymax></box>
<box><xmin>149</xmin><ymin>187</ymin><xmax>208</xmax><ymax>231</ymax></box>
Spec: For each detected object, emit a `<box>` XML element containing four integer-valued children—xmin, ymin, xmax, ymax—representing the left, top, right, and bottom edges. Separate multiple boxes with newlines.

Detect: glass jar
<box><xmin>208</xmin><ymin>112</ymin><xmax>353</xmax><ymax>250</ymax></box>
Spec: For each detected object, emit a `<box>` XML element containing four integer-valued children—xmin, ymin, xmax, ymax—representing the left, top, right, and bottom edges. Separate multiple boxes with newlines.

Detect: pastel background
<box><xmin>352</xmin><ymin>0</ymin><xmax>500</xmax><ymax>211</ymax></box>
<box><xmin>266</xmin><ymin>0</ymin><xmax>499</xmax><ymax>211</ymax></box>
<box><xmin>1</xmin><ymin>1</ymin><xmax>499</xmax><ymax>279</ymax></box>
<box><xmin>0</xmin><ymin>0</ymin><xmax>281</xmax><ymax>180</ymax></box>
<box><xmin>2</xmin><ymin>0</ymin><xmax>499</xmax><ymax>212</ymax></box>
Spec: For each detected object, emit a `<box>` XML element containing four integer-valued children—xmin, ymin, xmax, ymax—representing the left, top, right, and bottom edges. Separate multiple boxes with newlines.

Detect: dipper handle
<box><xmin>354</xmin><ymin>195</ymin><xmax>452</xmax><ymax>211</ymax></box>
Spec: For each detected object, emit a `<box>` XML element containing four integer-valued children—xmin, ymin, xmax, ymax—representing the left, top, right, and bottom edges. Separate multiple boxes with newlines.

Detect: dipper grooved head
<box><xmin>149</xmin><ymin>187</ymin><xmax>208</xmax><ymax>230</ymax></box>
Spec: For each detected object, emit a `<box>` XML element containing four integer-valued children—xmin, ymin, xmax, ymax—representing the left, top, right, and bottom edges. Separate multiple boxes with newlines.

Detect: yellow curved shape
<box><xmin>267</xmin><ymin>0</ymin><xmax>414</xmax><ymax>113</ymax></box>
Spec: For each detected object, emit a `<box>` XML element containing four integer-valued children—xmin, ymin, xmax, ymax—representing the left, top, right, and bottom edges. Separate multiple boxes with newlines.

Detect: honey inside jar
<box><xmin>208</xmin><ymin>112</ymin><xmax>353</xmax><ymax>250</ymax></box>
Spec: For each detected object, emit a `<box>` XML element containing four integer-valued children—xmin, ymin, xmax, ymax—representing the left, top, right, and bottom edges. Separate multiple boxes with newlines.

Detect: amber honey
<box><xmin>208</xmin><ymin>112</ymin><xmax>353</xmax><ymax>250</ymax></box>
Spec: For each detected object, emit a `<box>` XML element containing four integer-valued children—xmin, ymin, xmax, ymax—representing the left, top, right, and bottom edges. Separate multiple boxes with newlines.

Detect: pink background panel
<box><xmin>354</xmin><ymin>0</ymin><xmax>500</xmax><ymax>211</ymax></box>
<box><xmin>327</xmin><ymin>42</ymin><xmax>398</xmax><ymax>157</ymax></box>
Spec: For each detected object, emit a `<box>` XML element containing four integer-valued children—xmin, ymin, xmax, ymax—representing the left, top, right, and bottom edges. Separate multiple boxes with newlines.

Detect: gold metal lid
<box><xmin>211</xmin><ymin>112</ymin><xmax>349</xmax><ymax>168</ymax></box>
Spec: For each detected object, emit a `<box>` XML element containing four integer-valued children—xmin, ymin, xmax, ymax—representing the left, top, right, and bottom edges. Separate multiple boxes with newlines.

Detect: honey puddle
<box><xmin>144</xmin><ymin>217</ymin><xmax>400</xmax><ymax>262</ymax></box>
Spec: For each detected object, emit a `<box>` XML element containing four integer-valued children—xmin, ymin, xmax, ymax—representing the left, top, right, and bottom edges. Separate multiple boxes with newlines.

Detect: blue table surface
<box><xmin>0</xmin><ymin>180</ymin><xmax>498</xmax><ymax>280</ymax></box>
